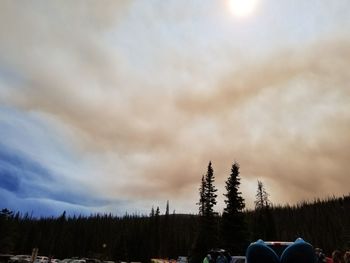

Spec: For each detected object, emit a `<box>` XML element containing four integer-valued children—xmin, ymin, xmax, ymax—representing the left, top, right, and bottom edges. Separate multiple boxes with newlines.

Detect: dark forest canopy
<box><xmin>1</xmin><ymin>195</ymin><xmax>349</xmax><ymax>262</ymax></box>
<box><xmin>1</xmin><ymin>162</ymin><xmax>349</xmax><ymax>262</ymax></box>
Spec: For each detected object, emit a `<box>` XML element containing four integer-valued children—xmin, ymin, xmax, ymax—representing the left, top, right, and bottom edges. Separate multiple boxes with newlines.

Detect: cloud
<box><xmin>0</xmin><ymin>142</ymin><xmax>112</xmax><ymax>208</ymax></box>
<box><xmin>112</xmin><ymin>38</ymin><xmax>350</xmax><ymax>204</ymax></box>
<box><xmin>0</xmin><ymin>109</ymin><xmax>126</xmax><ymax>215</ymax></box>
<box><xmin>0</xmin><ymin>1</ymin><xmax>350</xmax><ymax>213</ymax></box>
<box><xmin>0</xmin><ymin>145</ymin><xmax>54</xmax><ymax>195</ymax></box>
<box><xmin>0</xmin><ymin>189</ymin><xmax>104</xmax><ymax>217</ymax></box>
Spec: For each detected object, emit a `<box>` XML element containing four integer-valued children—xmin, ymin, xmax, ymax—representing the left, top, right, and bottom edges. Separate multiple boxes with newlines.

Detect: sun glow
<box><xmin>228</xmin><ymin>0</ymin><xmax>259</xmax><ymax>18</ymax></box>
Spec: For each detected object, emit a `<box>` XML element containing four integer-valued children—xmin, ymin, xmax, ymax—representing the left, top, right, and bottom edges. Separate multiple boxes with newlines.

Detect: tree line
<box><xmin>0</xmin><ymin>161</ymin><xmax>349</xmax><ymax>262</ymax></box>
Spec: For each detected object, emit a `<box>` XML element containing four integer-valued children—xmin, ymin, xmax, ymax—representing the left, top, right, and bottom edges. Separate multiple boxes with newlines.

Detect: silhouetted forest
<box><xmin>1</xmin><ymin>162</ymin><xmax>349</xmax><ymax>262</ymax></box>
<box><xmin>1</xmin><ymin>195</ymin><xmax>349</xmax><ymax>261</ymax></box>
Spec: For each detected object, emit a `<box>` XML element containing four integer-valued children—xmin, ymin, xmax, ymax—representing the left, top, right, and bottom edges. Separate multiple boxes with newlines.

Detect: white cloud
<box><xmin>1</xmin><ymin>0</ymin><xmax>350</xmax><ymax>214</ymax></box>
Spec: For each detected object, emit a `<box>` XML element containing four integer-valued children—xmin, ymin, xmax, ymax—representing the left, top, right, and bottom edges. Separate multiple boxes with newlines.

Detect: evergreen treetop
<box><xmin>255</xmin><ymin>180</ymin><xmax>271</xmax><ymax>209</ymax></box>
<box><xmin>223</xmin><ymin>162</ymin><xmax>245</xmax><ymax>215</ymax></box>
<box><xmin>203</xmin><ymin>161</ymin><xmax>217</xmax><ymax>217</ymax></box>
<box><xmin>221</xmin><ymin>162</ymin><xmax>248</xmax><ymax>254</ymax></box>
<box><xmin>197</xmin><ymin>175</ymin><xmax>206</xmax><ymax>215</ymax></box>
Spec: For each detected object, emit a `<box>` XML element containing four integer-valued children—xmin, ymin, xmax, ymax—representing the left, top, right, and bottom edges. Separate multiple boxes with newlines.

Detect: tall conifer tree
<box><xmin>253</xmin><ymin>180</ymin><xmax>276</xmax><ymax>240</ymax></box>
<box><xmin>197</xmin><ymin>175</ymin><xmax>206</xmax><ymax>215</ymax></box>
<box><xmin>223</xmin><ymin>162</ymin><xmax>245</xmax><ymax>214</ymax></box>
<box><xmin>203</xmin><ymin>161</ymin><xmax>217</xmax><ymax>218</ymax></box>
<box><xmin>192</xmin><ymin>161</ymin><xmax>218</xmax><ymax>263</ymax></box>
<box><xmin>221</xmin><ymin>162</ymin><xmax>248</xmax><ymax>254</ymax></box>
<box><xmin>255</xmin><ymin>180</ymin><xmax>271</xmax><ymax>209</ymax></box>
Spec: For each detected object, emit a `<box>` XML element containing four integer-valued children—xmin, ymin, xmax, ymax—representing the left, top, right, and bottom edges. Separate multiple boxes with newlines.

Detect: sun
<box><xmin>228</xmin><ymin>0</ymin><xmax>259</xmax><ymax>18</ymax></box>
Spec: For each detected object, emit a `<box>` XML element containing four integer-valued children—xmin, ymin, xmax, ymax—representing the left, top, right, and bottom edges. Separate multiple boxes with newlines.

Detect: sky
<box><xmin>0</xmin><ymin>0</ymin><xmax>350</xmax><ymax>217</ymax></box>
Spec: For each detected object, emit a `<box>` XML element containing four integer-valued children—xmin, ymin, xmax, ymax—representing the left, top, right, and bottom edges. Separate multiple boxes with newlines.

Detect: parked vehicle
<box><xmin>35</xmin><ymin>256</ymin><xmax>49</xmax><ymax>263</ymax></box>
<box><xmin>85</xmin><ymin>259</ymin><xmax>100</xmax><ymax>263</ymax></box>
<box><xmin>207</xmin><ymin>249</ymin><xmax>231</xmax><ymax>262</ymax></box>
<box><xmin>176</xmin><ymin>257</ymin><xmax>188</xmax><ymax>263</ymax></box>
<box><xmin>9</xmin><ymin>255</ymin><xmax>31</xmax><ymax>263</ymax></box>
<box><xmin>231</xmin><ymin>256</ymin><xmax>246</xmax><ymax>263</ymax></box>
<box><xmin>70</xmin><ymin>259</ymin><xmax>86</xmax><ymax>263</ymax></box>
<box><xmin>60</xmin><ymin>258</ymin><xmax>74</xmax><ymax>263</ymax></box>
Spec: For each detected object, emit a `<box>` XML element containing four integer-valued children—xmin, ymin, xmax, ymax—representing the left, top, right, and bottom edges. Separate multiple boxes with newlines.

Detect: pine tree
<box><xmin>221</xmin><ymin>162</ymin><xmax>248</xmax><ymax>254</ymax></box>
<box><xmin>165</xmin><ymin>200</ymin><xmax>169</xmax><ymax>216</ymax></box>
<box><xmin>197</xmin><ymin>175</ymin><xmax>206</xmax><ymax>215</ymax></box>
<box><xmin>161</xmin><ymin>200</ymin><xmax>170</xmax><ymax>257</ymax></box>
<box><xmin>253</xmin><ymin>180</ymin><xmax>276</xmax><ymax>240</ymax></box>
<box><xmin>223</xmin><ymin>162</ymin><xmax>245</xmax><ymax>214</ymax></box>
<box><xmin>203</xmin><ymin>161</ymin><xmax>217</xmax><ymax>218</ymax></box>
<box><xmin>255</xmin><ymin>180</ymin><xmax>271</xmax><ymax>209</ymax></box>
<box><xmin>192</xmin><ymin>162</ymin><xmax>219</xmax><ymax>263</ymax></box>
<box><xmin>155</xmin><ymin>206</ymin><xmax>160</xmax><ymax>257</ymax></box>
<box><xmin>203</xmin><ymin>161</ymin><xmax>219</xmax><ymax>248</ymax></box>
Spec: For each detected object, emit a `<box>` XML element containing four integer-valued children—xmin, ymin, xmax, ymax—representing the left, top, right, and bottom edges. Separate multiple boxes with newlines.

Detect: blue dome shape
<box><xmin>246</xmin><ymin>240</ymin><xmax>279</xmax><ymax>263</ymax></box>
<box><xmin>280</xmin><ymin>238</ymin><xmax>316</xmax><ymax>263</ymax></box>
